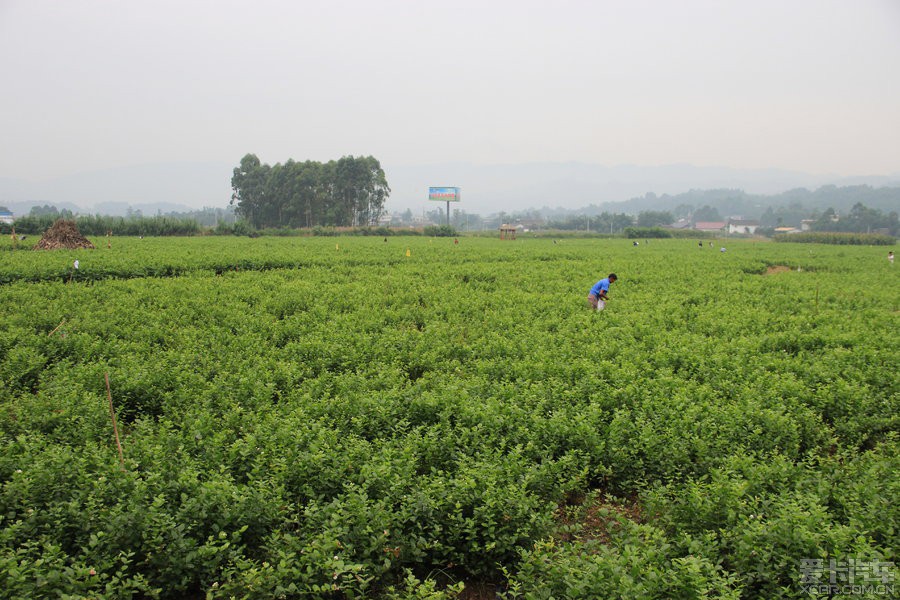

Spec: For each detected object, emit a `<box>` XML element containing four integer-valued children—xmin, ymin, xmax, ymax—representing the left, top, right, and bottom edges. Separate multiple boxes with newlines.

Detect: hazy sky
<box><xmin>2</xmin><ymin>0</ymin><xmax>899</xmax><ymax>182</ymax></box>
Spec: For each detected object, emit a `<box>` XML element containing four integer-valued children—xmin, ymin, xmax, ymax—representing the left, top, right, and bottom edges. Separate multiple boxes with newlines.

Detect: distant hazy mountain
<box><xmin>0</xmin><ymin>162</ymin><xmax>233</xmax><ymax>217</ymax></box>
<box><xmin>1</xmin><ymin>161</ymin><xmax>898</xmax><ymax>217</ymax></box>
<box><xmin>383</xmin><ymin>162</ymin><xmax>900</xmax><ymax>214</ymax></box>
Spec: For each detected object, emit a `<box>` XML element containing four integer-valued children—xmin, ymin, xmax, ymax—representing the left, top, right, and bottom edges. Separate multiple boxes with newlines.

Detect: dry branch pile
<box><xmin>32</xmin><ymin>219</ymin><xmax>96</xmax><ymax>250</ymax></box>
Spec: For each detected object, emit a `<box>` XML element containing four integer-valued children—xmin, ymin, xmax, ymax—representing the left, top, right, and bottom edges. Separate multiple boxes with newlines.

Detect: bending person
<box><xmin>587</xmin><ymin>273</ymin><xmax>617</xmax><ymax>310</ymax></box>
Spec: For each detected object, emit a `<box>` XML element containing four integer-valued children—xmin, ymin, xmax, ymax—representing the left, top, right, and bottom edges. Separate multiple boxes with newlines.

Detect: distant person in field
<box><xmin>889</xmin><ymin>251</ymin><xmax>894</xmax><ymax>265</ymax></box>
<box><xmin>587</xmin><ymin>273</ymin><xmax>617</xmax><ymax>310</ymax></box>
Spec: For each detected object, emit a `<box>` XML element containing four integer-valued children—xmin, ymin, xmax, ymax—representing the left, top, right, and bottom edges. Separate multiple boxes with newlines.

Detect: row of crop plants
<box><xmin>0</xmin><ymin>238</ymin><xmax>896</xmax><ymax>598</ymax></box>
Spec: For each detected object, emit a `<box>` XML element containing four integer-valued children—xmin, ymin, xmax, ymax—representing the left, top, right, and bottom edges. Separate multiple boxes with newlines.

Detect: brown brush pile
<box><xmin>33</xmin><ymin>219</ymin><xmax>96</xmax><ymax>250</ymax></box>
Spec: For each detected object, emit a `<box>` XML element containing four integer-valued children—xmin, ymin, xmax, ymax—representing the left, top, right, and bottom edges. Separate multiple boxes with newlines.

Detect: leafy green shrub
<box><xmin>623</xmin><ymin>227</ymin><xmax>672</xmax><ymax>238</ymax></box>
<box><xmin>504</xmin><ymin>521</ymin><xmax>741</xmax><ymax>599</ymax></box>
<box><xmin>423</xmin><ymin>225</ymin><xmax>457</xmax><ymax>237</ymax></box>
<box><xmin>213</xmin><ymin>220</ymin><xmax>253</xmax><ymax>236</ymax></box>
<box><xmin>642</xmin><ymin>451</ymin><xmax>898</xmax><ymax>599</ymax></box>
<box><xmin>0</xmin><ymin>538</ymin><xmax>158</xmax><ymax>600</ymax></box>
<box><xmin>311</xmin><ymin>225</ymin><xmax>339</xmax><ymax>236</ymax></box>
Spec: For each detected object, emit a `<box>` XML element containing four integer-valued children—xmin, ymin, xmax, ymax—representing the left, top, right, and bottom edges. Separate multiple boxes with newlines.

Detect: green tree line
<box><xmin>616</xmin><ymin>185</ymin><xmax>900</xmax><ymax>221</ymax></box>
<box><xmin>773</xmin><ymin>232</ymin><xmax>895</xmax><ymax>245</ymax></box>
<box><xmin>230</xmin><ymin>154</ymin><xmax>390</xmax><ymax>229</ymax></box>
<box><xmin>3</xmin><ymin>214</ymin><xmax>201</xmax><ymax>237</ymax></box>
<box><xmin>545</xmin><ymin>212</ymin><xmax>636</xmax><ymax>233</ymax></box>
<box><xmin>811</xmin><ymin>202</ymin><xmax>898</xmax><ymax>235</ymax></box>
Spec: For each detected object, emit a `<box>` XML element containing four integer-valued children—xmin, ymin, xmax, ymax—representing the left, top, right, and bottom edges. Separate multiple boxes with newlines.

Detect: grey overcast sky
<box><xmin>1</xmin><ymin>0</ymin><xmax>899</xmax><ymax>182</ymax></box>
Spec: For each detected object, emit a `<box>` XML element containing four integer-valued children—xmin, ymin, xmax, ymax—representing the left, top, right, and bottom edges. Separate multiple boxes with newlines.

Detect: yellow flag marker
<box><xmin>336</xmin><ymin>244</ymin><xmax>340</xmax><ymax>250</ymax></box>
<box><xmin>406</xmin><ymin>248</ymin><xmax>411</xmax><ymax>257</ymax></box>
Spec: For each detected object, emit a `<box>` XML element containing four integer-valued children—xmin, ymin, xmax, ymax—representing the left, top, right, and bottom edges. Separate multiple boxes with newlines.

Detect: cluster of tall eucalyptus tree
<box><xmin>230</xmin><ymin>154</ymin><xmax>390</xmax><ymax>228</ymax></box>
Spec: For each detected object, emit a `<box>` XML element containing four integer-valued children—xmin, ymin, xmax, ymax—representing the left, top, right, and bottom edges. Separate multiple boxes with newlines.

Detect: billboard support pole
<box><xmin>428</xmin><ymin>187</ymin><xmax>460</xmax><ymax>227</ymax></box>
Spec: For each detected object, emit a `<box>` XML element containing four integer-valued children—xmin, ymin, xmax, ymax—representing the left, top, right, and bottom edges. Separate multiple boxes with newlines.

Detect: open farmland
<box><xmin>0</xmin><ymin>236</ymin><xmax>897</xmax><ymax>599</ymax></box>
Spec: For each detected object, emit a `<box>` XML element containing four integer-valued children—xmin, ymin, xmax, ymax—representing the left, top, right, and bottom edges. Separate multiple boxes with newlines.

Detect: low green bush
<box><xmin>773</xmin><ymin>232</ymin><xmax>895</xmax><ymax>245</ymax></box>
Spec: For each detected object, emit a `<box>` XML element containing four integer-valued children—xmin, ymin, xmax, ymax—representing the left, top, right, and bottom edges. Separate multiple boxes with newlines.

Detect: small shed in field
<box><xmin>499</xmin><ymin>224</ymin><xmax>517</xmax><ymax>240</ymax></box>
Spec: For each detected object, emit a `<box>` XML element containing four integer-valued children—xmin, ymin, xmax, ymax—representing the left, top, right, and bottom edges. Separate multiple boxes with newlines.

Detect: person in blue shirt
<box><xmin>587</xmin><ymin>273</ymin><xmax>617</xmax><ymax>310</ymax></box>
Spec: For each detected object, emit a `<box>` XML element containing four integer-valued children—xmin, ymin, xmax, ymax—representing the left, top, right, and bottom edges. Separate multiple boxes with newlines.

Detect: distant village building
<box><xmin>668</xmin><ymin>219</ymin><xmax>692</xmax><ymax>230</ymax></box>
<box><xmin>517</xmin><ymin>220</ymin><xmax>543</xmax><ymax>232</ymax></box>
<box><xmin>727</xmin><ymin>219</ymin><xmax>759</xmax><ymax>235</ymax></box>
<box><xmin>773</xmin><ymin>226</ymin><xmax>800</xmax><ymax>234</ymax></box>
<box><xmin>800</xmin><ymin>219</ymin><xmax>816</xmax><ymax>232</ymax></box>
<box><xmin>0</xmin><ymin>209</ymin><xmax>14</xmax><ymax>225</ymax></box>
<box><xmin>693</xmin><ymin>221</ymin><xmax>726</xmax><ymax>233</ymax></box>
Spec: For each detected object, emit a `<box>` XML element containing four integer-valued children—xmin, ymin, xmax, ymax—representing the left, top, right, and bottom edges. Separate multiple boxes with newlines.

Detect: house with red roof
<box><xmin>693</xmin><ymin>221</ymin><xmax>726</xmax><ymax>232</ymax></box>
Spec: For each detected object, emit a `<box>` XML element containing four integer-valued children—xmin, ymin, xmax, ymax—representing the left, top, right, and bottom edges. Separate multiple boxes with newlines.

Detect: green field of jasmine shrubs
<box><xmin>0</xmin><ymin>235</ymin><xmax>897</xmax><ymax>599</ymax></box>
